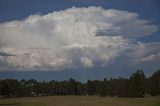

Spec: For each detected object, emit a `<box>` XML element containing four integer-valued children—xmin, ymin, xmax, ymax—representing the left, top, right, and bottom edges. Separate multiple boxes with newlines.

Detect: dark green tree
<box><xmin>148</xmin><ymin>69</ymin><xmax>160</xmax><ymax>96</ymax></box>
<box><xmin>99</xmin><ymin>79</ymin><xmax>108</xmax><ymax>97</ymax></box>
<box><xmin>87</xmin><ymin>80</ymin><xmax>96</xmax><ymax>95</ymax></box>
<box><xmin>107</xmin><ymin>78</ymin><xmax>118</xmax><ymax>97</ymax></box>
<box><xmin>129</xmin><ymin>70</ymin><xmax>145</xmax><ymax>98</ymax></box>
<box><xmin>117</xmin><ymin>78</ymin><xmax>130</xmax><ymax>97</ymax></box>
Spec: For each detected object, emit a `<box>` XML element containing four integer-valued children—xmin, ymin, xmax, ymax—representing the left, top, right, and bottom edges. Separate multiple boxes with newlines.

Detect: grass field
<box><xmin>0</xmin><ymin>96</ymin><xmax>160</xmax><ymax>106</ymax></box>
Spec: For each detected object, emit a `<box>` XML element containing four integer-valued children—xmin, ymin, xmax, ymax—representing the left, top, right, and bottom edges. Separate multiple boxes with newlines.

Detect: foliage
<box><xmin>0</xmin><ymin>69</ymin><xmax>160</xmax><ymax>98</ymax></box>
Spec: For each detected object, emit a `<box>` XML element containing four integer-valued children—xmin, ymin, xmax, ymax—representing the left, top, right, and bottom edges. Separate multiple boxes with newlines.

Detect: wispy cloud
<box><xmin>141</xmin><ymin>52</ymin><xmax>160</xmax><ymax>62</ymax></box>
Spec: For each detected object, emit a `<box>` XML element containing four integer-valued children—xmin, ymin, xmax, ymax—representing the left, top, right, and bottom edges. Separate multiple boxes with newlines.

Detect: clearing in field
<box><xmin>0</xmin><ymin>96</ymin><xmax>160</xmax><ymax>106</ymax></box>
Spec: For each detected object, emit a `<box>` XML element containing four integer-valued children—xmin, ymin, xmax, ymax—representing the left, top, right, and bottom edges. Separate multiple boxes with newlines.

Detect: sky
<box><xmin>0</xmin><ymin>0</ymin><xmax>160</xmax><ymax>81</ymax></box>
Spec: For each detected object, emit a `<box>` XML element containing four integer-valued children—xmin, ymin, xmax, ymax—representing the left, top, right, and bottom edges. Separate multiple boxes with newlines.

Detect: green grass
<box><xmin>0</xmin><ymin>96</ymin><xmax>160</xmax><ymax>106</ymax></box>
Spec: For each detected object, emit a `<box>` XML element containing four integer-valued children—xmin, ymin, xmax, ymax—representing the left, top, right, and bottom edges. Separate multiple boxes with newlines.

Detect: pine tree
<box><xmin>148</xmin><ymin>69</ymin><xmax>160</xmax><ymax>96</ymax></box>
<box><xmin>129</xmin><ymin>70</ymin><xmax>145</xmax><ymax>98</ymax></box>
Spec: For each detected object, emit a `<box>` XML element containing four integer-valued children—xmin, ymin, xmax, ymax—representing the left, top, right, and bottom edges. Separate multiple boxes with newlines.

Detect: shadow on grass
<box><xmin>0</xmin><ymin>103</ymin><xmax>21</xmax><ymax>105</ymax></box>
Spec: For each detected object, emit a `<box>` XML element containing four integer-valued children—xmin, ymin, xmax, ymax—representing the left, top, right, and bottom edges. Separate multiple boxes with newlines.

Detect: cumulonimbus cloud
<box><xmin>0</xmin><ymin>7</ymin><xmax>159</xmax><ymax>71</ymax></box>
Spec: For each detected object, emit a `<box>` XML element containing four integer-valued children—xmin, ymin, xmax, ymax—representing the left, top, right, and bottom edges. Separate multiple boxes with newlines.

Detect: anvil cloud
<box><xmin>0</xmin><ymin>7</ymin><xmax>159</xmax><ymax>71</ymax></box>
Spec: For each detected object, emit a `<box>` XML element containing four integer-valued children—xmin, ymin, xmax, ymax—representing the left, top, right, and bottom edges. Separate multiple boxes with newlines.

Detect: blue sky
<box><xmin>0</xmin><ymin>0</ymin><xmax>160</xmax><ymax>81</ymax></box>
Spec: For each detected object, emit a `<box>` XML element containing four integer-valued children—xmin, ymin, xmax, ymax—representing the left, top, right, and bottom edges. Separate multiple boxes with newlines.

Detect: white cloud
<box><xmin>0</xmin><ymin>7</ymin><xmax>158</xmax><ymax>71</ymax></box>
<box><xmin>141</xmin><ymin>52</ymin><xmax>160</xmax><ymax>62</ymax></box>
<box><xmin>125</xmin><ymin>42</ymin><xmax>160</xmax><ymax>64</ymax></box>
<box><xmin>80</xmin><ymin>57</ymin><xmax>93</xmax><ymax>68</ymax></box>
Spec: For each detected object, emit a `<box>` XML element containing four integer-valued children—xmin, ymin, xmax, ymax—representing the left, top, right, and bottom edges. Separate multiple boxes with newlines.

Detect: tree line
<box><xmin>0</xmin><ymin>69</ymin><xmax>160</xmax><ymax>98</ymax></box>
